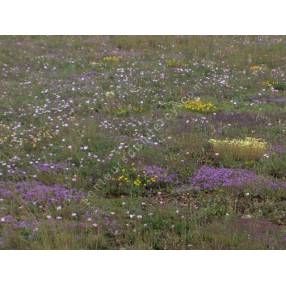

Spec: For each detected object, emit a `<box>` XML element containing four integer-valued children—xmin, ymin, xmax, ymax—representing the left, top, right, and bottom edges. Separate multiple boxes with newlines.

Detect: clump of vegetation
<box><xmin>182</xmin><ymin>99</ymin><xmax>216</xmax><ymax>113</ymax></box>
<box><xmin>250</xmin><ymin>64</ymin><xmax>265</xmax><ymax>73</ymax></box>
<box><xmin>102</xmin><ymin>55</ymin><xmax>121</xmax><ymax>63</ymax></box>
<box><xmin>165</xmin><ymin>58</ymin><xmax>185</xmax><ymax>68</ymax></box>
<box><xmin>264</xmin><ymin>80</ymin><xmax>286</xmax><ymax>91</ymax></box>
<box><xmin>209</xmin><ymin>137</ymin><xmax>268</xmax><ymax>161</ymax></box>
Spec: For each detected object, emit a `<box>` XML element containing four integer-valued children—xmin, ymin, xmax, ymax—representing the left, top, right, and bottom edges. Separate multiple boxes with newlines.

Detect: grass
<box><xmin>1</xmin><ymin>36</ymin><xmax>286</xmax><ymax>249</ymax></box>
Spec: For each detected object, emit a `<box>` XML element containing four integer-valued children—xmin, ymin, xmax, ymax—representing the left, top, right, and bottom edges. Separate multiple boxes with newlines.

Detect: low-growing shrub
<box><xmin>209</xmin><ymin>137</ymin><xmax>267</xmax><ymax>161</ymax></box>
<box><xmin>182</xmin><ymin>99</ymin><xmax>216</xmax><ymax>113</ymax></box>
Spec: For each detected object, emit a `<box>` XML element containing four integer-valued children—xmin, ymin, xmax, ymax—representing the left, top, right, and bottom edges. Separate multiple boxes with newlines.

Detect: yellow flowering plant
<box><xmin>250</xmin><ymin>65</ymin><xmax>265</xmax><ymax>73</ymax></box>
<box><xmin>102</xmin><ymin>56</ymin><xmax>121</xmax><ymax>63</ymax></box>
<box><xmin>182</xmin><ymin>98</ymin><xmax>216</xmax><ymax>113</ymax></box>
<box><xmin>166</xmin><ymin>59</ymin><xmax>184</xmax><ymax>68</ymax></box>
<box><xmin>209</xmin><ymin>137</ymin><xmax>268</xmax><ymax>161</ymax></box>
<box><xmin>263</xmin><ymin>80</ymin><xmax>286</xmax><ymax>91</ymax></box>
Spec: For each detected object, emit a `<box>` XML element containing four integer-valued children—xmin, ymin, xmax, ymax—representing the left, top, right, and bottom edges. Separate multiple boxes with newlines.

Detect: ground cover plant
<box><xmin>1</xmin><ymin>36</ymin><xmax>286</xmax><ymax>249</ymax></box>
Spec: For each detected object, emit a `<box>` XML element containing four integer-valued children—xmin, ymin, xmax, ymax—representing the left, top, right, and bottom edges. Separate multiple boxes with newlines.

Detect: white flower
<box><xmin>71</xmin><ymin>212</ymin><xmax>77</xmax><ymax>217</ymax></box>
<box><xmin>46</xmin><ymin>215</ymin><xmax>52</xmax><ymax>220</ymax></box>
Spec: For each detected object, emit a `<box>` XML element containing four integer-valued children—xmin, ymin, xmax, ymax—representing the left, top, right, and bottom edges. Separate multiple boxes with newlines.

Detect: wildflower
<box><xmin>209</xmin><ymin>137</ymin><xmax>268</xmax><ymax>160</ymax></box>
<box><xmin>165</xmin><ymin>59</ymin><xmax>184</xmax><ymax>68</ymax></box>
<box><xmin>102</xmin><ymin>56</ymin><xmax>121</xmax><ymax>63</ymax></box>
<box><xmin>118</xmin><ymin>174</ymin><xmax>129</xmax><ymax>183</ymax></box>
<box><xmin>134</xmin><ymin>177</ymin><xmax>142</xmax><ymax>187</ymax></box>
<box><xmin>182</xmin><ymin>99</ymin><xmax>216</xmax><ymax>113</ymax></box>
<box><xmin>46</xmin><ymin>215</ymin><xmax>52</xmax><ymax>220</ymax></box>
<box><xmin>71</xmin><ymin>212</ymin><xmax>77</xmax><ymax>217</ymax></box>
<box><xmin>190</xmin><ymin>165</ymin><xmax>286</xmax><ymax>191</ymax></box>
<box><xmin>92</xmin><ymin>223</ymin><xmax>98</xmax><ymax>228</ymax></box>
<box><xmin>250</xmin><ymin>65</ymin><xmax>264</xmax><ymax>73</ymax></box>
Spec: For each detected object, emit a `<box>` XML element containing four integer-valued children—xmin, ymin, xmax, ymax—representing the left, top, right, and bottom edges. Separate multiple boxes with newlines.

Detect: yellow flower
<box><xmin>182</xmin><ymin>99</ymin><xmax>216</xmax><ymax>113</ymax></box>
<box><xmin>209</xmin><ymin>137</ymin><xmax>267</xmax><ymax>160</ymax></box>
<box><xmin>250</xmin><ymin>65</ymin><xmax>264</xmax><ymax>73</ymax></box>
<box><xmin>134</xmin><ymin>178</ymin><xmax>142</xmax><ymax>187</ymax></box>
<box><xmin>102</xmin><ymin>56</ymin><xmax>121</xmax><ymax>63</ymax></box>
<box><xmin>166</xmin><ymin>59</ymin><xmax>184</xmax><ymax>68</ymax></box>
<box><xmin>118</xmin><ymin>175</ymin><xmax>129</xmax><ymax>183</ymax></box>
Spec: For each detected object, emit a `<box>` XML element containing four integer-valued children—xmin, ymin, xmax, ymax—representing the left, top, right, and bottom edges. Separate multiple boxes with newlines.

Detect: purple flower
<box><xmin>142</xmin><ymin>165</ymin><xmax>178</xmax><ymax>184</ymax></box>
<box><xmin>190</xmin><ymin>165</ymin><xmax>286</xmax><ymax>191</ymax></box>
<box><xmin>33</xmin><ymin>162</ymin><xmax>68</xmax><ymax>172</ymax></box>
<box><xmin>14</xmin><ymin>181</ymin><xmax>84</xmax><ymax>205</ymax></box>
<box><xmin>13</xmin><ymin>220</ymin><xmax>35</xmax><ymax>229</ymax></box>
<box><xmin>1</xmin><ymin>215</ymin><xmax>15</xmax><ymax>223</ymax></box>
<box><xmin>0</xmin><ymin>188</ymin><xmax>12</xmax><ymax>199</ymax></box>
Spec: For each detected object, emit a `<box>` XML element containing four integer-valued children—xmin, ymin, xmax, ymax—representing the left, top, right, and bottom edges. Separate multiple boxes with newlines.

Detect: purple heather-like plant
<box><xmin>1</xmin><ymin>215</ymin><xmax>15</xmax><ymax>223</ymax></box>
<box><xmin>33</xmin><ymin>162</ymin><xmax>68</xmax><ymax>172</ymax></box>
<box><xmin>142</xmin><ymin>165</ymin><xmax>177</xmax><ymax>184</ymax></box>
<box><xmin>15</xmin><ymin>181</ymin><xmax>83</xmax><ymax>205</ymax></box>
<box><xmin>190</xmin><ymin>165</ymin><xmax>286</xmax><ymax>191</ymax></box>
<box><xmin>0</xmin><ymin>188</ymin><xmax>12</xmax><ymax>199</ymax></box>
<box><xmin>0</xmin><ymin>181</ymin><xmax>84</xmax><ymax>205</ymax></box>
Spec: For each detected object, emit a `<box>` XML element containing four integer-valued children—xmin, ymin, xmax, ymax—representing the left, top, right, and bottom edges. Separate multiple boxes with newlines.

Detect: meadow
<box><xmin>1</xmin><ymin>36</ymin><xmax>286</xmax><ymax>249</ymax></box>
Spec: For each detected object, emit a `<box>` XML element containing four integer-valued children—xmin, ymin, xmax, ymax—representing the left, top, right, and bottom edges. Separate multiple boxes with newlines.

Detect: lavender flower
<box><xmin>190</xmin><ymin>165</ymin><xmax>286</xmax><ymax>191</ymax></box>
<box><xmin>14</xmin><ymin>181</ymin><xmax>84</xmax><ymax>205</ymax></box>
<box><xmin>1</xmin><ymin>181</ymin><xmax>84</xmax><ymax>209</ymax></box>
<box><xmin>0</xmin><ymin>215</ymin><xmax>15</xmax><ymax>223</ymax></box>
<box><xmin>0</xmin><ymin>188</ymin><xmax>12</xmax><ymax>199</ymax></box>
<box><xmin>33</xmin><ymin>162</ymin><xmax>68</xmax><ymax>172</ymax></box>
<box><xmin>142</xmin><ymin>165</ymin><xmax>177</xmax><ymax>184</ymax></box>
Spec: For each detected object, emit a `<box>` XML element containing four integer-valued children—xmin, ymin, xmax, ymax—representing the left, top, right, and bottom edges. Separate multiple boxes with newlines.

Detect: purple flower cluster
<box><xmin>190</xmin><ymin>165</ymin><xmax>286</xmax><ymax>191</ymax></box>
<box><xmin>143</xmin><ymin>165</ymin><xmax>177</xmax><ymax>184</ymax></box>
<box><xmin>14</xmin><ymin>181</ymin><xmax>83</xmax><ymax>205</ymax></box>
<box><xmin>212</xmin><ymin>111</ymin><xmax>267</xmax><ymax>127</ymax></box>
<box><xmin>0</xmin><ymin>181</ymin><xmax>83</xmax><ymax>205</ymax></box>
<box><xmin>33</xmin><ymin>162</ymin><xmax>68</xmax><ymax>172</ymax></box>
<box><xmin>269</xmin><ymin>144</ymin><xmax>286</xmax><ymax>155</ymax></box>
<box><xmin>0</xmin><ymin>188</ymin><xmax>12</xmax><ymax>199</ymax></box>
